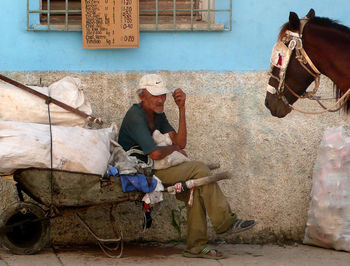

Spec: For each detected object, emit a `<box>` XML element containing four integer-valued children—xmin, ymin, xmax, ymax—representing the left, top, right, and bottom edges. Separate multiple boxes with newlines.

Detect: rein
<box><xmin>269</xmin><ymin>19</ymin><xmax>349</xmax><ymax>114</ymax></box>
<box><xmin>290</xmin><ymin>89</ymin><xmax>350</xmax><ymax>114</ymax></box>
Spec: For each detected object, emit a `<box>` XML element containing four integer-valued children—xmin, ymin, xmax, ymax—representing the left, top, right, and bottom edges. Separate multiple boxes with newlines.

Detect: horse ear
<box><xmin>306</xmin><ymin>8</ymin><xmax>315</xmax><ymax>18</ymax></box>
<box><xmin>289</xmin><ymin>12</ymin><xmax>300</xmax><ymax>31</ymax></box>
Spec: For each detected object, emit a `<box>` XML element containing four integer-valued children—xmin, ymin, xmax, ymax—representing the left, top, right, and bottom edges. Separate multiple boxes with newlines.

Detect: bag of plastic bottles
<box><xmin>304</xmin><ymin>126</ymin><xmax>350</xmax><ymax>252</ymax></box>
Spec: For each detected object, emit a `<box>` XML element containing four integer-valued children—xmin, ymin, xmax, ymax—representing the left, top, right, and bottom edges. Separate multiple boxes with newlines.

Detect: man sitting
<box><xmin>118</xmin><ymin>74</ymin><xmax>255</xmax><ymax>259</ymax></box>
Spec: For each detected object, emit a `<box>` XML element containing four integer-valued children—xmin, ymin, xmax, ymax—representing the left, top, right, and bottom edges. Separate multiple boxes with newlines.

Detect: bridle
<box><xmin>268</xmin><ymin>18</ymin><xmax>350</xmax><ymax>114</ymax></box>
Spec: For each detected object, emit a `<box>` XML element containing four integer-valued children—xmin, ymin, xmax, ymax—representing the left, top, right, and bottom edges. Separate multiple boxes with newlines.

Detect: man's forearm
<box><xmin>169</xmin><ymin>106</ymin><xmax>187</xmax><ymax>149</ymax></box>
<box><xmin>176</xmin><ymin>107</ymin><xmax>187</xmax><ymax>148</ymax></box>
<box><xmin>148</xmin><ymin>145</ymin><xmax>181</xmax><ymax>160</ymax></box>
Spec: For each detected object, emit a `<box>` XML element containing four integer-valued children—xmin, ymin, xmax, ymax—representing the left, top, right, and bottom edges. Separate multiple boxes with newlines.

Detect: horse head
<box><xmin>265</xmin><ymin>9</ymin><xmax>317</xmax><ymax>118</ymax></box>
<box><xmin>265</xmin><ymin>8</ymin><xmax>350</xmax><ymax>118</ymax></box>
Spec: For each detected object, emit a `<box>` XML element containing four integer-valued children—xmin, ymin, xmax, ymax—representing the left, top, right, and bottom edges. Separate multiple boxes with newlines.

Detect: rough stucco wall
<box><xmin>0</xmin><ymin>71</ymin><xmax>349</xmax><ymax>245</ymax></box>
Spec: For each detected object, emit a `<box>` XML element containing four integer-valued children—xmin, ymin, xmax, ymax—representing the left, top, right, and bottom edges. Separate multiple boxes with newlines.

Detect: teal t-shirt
<box><xmin>118</xmin><ymin>104</ymin><xmax>175</xmax><ymax>155</ymax></box>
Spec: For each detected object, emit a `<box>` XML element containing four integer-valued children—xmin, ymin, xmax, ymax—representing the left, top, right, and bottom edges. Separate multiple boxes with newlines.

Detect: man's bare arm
<box><xmin>169</xmin><ymin>88</ymin><xmax>187</xmax><ymax>149</ymax></box>
<box><xmin>148</xmin><ymin>145</ymin><xmax>182</xmax><ymax>160</ymax></box>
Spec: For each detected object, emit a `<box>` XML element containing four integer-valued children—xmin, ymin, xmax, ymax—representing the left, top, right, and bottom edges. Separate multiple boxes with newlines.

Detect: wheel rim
<box><xmin>5</xmin><ymin>210</ymin><xmax>44</xmax><ymax>249</ymax></box>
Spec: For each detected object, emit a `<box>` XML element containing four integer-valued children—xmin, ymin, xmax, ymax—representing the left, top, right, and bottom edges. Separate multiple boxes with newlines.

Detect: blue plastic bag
<box><xmin>120</xmin><ymin>174</ymin><xmax>157</xmax><ymax>193</ymax></box>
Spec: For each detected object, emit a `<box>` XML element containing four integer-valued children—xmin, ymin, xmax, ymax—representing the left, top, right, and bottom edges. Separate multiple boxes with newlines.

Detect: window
<box><xmin>27</xmin><ymin>0</ymin><xmax>232</xmax><ymax>31</ymax></box>
<box><xmin>40</xmin><ymin>0</ymin><xmax>81</xmax><ymax>27</ymax></box>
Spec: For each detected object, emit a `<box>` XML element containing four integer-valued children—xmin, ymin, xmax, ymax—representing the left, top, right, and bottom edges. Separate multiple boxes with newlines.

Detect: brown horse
<box><xmin>265</xmin><ymin>9</ymin><xmax>350</xmax><ymax>118</ymax></box>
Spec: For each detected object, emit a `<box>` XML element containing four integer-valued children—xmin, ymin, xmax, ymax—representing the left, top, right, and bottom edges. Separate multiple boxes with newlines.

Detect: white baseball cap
<box><xmin>138</xmin><ymin>74</ymin><xmax>170</xmax><ymax>96</ymax></box>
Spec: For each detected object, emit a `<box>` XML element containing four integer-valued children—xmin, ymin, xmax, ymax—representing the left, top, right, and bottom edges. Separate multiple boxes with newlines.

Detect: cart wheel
<box><xmin>0</xmin><ymin>202</ymin><xmax>50</xmax><ymax>255</ymax></box>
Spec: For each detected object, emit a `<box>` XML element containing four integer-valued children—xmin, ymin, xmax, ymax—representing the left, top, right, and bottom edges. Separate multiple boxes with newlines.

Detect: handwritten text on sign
<box><xmin>81</xmin><ymin>0</ymin><xmax>139</xmax><ymax>49</ymax></box>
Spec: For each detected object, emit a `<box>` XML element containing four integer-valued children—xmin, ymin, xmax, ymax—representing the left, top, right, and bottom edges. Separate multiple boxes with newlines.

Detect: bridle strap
<box><xmin>275</xmin><ymin>28</ymin><xmax>321</xmax><ymax>100</ymax></box>
<box><xmin>270</xmin><ymin>71</ymin><xmax>349</xmax><ymax>113</ymax></box>
<box><xmin>299</xmin><ymin>18</ymin><xmax>309</xmax><ymax>35</ymax></box>
<box><xmin>299</xmin><ymin>48</ymin><xmax>321</xmax><ymax>75</ymax></box>
<box><xmin>269</xmin><ymin>71</ymin><xmax>318</xmax><ymax>100</ymax></box>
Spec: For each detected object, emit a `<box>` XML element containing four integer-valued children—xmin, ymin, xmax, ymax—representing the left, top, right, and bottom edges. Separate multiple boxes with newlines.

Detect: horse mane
<box><xmin>310</xmin><ymin>17</ymin><xmax>350</xmax><ymax>113</ymax></box>
<box><xmin>308</xmin><ymin>17</ymin><xmax>350</xmax><ymax>35</ymax></box>
<box><xmin>278</xmin><ymin>23</ymin><xmax>289</xmax><ymax>41</ymax></box>
<box><xmin>278</xmin><ymin>16</ymin><xmax>350</xmax><ymax>40</ymax></box>
<box><xmin>278</xmin><ymin>16</ymin><xmax>350</xmax><ymax>113</ymax></box>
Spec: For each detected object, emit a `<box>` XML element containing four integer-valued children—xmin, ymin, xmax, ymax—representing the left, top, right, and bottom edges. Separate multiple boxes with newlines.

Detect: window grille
<box><xmin>27</xmin><ymin>0</ymin><xmax>232</xmax><ymax>31</ymax></box>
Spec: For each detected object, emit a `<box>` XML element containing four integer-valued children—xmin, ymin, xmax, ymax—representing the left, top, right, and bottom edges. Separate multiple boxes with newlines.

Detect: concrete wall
<box><xmin>0</xmin><ymin>71</ymin><xmax>349</xmax><ymax>244</ymax></box>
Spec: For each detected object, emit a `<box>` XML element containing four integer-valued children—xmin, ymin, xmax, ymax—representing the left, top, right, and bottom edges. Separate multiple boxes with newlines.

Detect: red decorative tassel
<box><xmin>277</xmin><ymin>53</ymin><xmax>283</xmax><ymax>66</ymax></box>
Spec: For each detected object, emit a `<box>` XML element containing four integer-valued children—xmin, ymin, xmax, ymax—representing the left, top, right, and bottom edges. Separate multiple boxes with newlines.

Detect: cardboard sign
<box><xmin>81</xmin><ymin>0</ymin><xmax>139</xmax><ymax>49</ymax></box>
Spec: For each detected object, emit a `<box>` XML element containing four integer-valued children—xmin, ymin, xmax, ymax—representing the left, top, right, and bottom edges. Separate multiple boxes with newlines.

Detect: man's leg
<box><xmin>155</xmin><ymin>161</ymin><xmax>235</xmax><ymax>254</ymax></box>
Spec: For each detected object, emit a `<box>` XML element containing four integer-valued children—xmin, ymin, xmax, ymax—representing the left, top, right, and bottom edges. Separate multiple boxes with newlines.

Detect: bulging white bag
<box><xmin>0</xmin><ymin>121</ymin><xmax>115</xmax><ymax>175</ymax></box>
<box><xmin>304</xmin><ymin>126</ymin><xmax>350</xmax><ymax>252</ymax></box>
<box><xmin>0</xmin><ymin>76</ymin><xmax>92</xmax><ymax>127</ymax></box>
<box><xmin>152</xmin><ymin>130</ymin><xmax>189</xmax><ymax>170</ymax></box>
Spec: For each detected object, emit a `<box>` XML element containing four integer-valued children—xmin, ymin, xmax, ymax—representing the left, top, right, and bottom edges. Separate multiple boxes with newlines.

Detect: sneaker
<box><xmin>230</xmin><ymin>219</ymin><xmax>256</xmax><ymax>233</ymax></box>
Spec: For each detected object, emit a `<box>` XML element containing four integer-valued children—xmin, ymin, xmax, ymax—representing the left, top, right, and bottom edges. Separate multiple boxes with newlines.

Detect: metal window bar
<box><xmin>155</xmin><ymin>0</ymin><xmax>159</xmax><ymax>31</ymax></box>
<box><xmin>47</xmin><ymin>0</ymin><xmax>50</xmax><ymax>30</ymax></box>
<box><xmin>65</xmin><ymin>0</ymin><xmax>68</xmax><ymax>31</ymax></box>
<box><xmin>190</xmin><ymin>0</ymin><xmax>193</xmax><ymax>30</ymax></box>
<box><xmin>27</xmin><ymin>0</ymin><xmax>81</xmax><ymax>31</ymax></box>
<box><xmin>27</xmin><ymin>0</ymin><xmax>232</xmax><ymax>32</ymax></box>
<box><xmin>207</xmin><ymin>0</ymin><xmax>210</xmax><ymax>30</ymax></box>
<box><xmin>229</xmin><ymin>0</ymin><xmax>232</xmax><ymax>33</ymax></box>
<box><xmin>173</xmin><ymin>0</ymin><xmax>176</xmax><ymax>29</ymax></box>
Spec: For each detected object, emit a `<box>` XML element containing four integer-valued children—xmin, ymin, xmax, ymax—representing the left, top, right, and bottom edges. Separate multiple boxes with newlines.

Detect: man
<box><xmin>118</xmin><ymin>74</ymin><xmax>255</xmax><ymax>259</ymax></box>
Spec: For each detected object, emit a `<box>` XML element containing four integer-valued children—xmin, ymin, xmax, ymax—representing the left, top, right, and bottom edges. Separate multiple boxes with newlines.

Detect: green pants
<box><xmin>155</xmin><ymin>161</ymin><xmax>236</xmax><ymax>254</ymax></box>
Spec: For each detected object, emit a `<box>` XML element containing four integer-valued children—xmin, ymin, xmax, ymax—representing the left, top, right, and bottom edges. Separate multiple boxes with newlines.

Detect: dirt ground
<box><xmin>0</xmin><ymin>242</ymin><xmax>349</xmax><ymax>266</ymax></box>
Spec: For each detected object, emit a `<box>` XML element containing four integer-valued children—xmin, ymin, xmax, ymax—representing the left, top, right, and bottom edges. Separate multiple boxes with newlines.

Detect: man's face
<box><xmin>140</xmin><ymin>89</ymin><xmax>167</xmax><ymax>114</ymax></box>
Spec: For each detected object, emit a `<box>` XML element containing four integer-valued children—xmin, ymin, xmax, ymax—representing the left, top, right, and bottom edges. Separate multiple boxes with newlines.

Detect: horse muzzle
<box><xmin>265</xmin><ymin>91</ymin><xmax>292</xmax><ymax>118</ymax></box>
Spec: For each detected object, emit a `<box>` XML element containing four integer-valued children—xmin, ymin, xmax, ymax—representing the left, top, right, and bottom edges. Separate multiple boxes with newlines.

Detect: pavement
<box><xmin>0</xmin><ymin>242</ymin><xmax>349</xmax><ymax>266</ymax></box>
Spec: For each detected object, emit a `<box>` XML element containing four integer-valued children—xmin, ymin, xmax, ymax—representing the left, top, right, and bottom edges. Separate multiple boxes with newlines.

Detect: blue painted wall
<box><xmin>0</xmin><ymin>0</ymin><xmax>349</xmax><ymax>71</ymax></box>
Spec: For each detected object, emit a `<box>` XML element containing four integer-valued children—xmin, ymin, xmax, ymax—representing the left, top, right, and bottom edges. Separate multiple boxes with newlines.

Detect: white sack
<box><xmin>152</xmin><ymin>130</ymin><xmax>189</xmax><ymax>170</ymax></box>
<box><xmin>0</xmin><ymin>120</ymin><xmax>115</xmax><ymax>175</ymax></box>
<box><xmin>0</xmin><ymin>76</ymin><xmax>92</xmax><ymax>127</ymax></box>
<box><xmin>304</xmin><ymin>126</ymin><xmax>350</xmax><ymax>252</ymax></box>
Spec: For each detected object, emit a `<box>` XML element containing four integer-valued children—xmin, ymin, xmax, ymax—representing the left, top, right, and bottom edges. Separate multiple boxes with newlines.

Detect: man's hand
<box><xmin>173</xmin><ymin>88</ymin><xmax>186</xmax><ymax>109</ymax></box>
<box><xmin>178</xmin><ymin>149</ymin><xmax>188</xmax><ymax>157</ymax></box>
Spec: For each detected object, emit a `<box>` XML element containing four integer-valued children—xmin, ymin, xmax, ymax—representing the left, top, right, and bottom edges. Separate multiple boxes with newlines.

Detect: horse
<box><xmin>264</xmin><ymin>9</ymin><xmax>350</xmax><ymax>118</ymax></box>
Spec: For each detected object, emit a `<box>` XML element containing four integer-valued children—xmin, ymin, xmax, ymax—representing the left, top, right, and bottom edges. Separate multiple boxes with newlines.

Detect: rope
<box><xmin>46</xmin><ymin>98</ymin><xmax>54</xmax><ymax>211</ymax></box>
<box><xmin>46</xmin><ymin>97</ymin><xmax>55</xmax><ymax>250</ymax></box>
<box><xmin>314</xmin><ymin>98</ymin><xmax>345</xmax><ymax>112</ymax></box>
<box><xmin>290</xmin><ymin>89</ymin><xmax>350</xmax><ymax>114</ymax></box>
<box><xmin>51</xmin><ymin>246</ymin><xmax>65</xmax><ymax>266</ymax></box>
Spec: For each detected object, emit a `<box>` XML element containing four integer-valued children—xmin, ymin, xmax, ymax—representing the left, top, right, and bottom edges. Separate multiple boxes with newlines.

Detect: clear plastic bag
<box><xmin>304</xmin><ymin>126</ymin><xmax>350</xmax><ymax>252</ymax></box>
